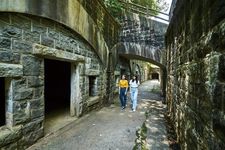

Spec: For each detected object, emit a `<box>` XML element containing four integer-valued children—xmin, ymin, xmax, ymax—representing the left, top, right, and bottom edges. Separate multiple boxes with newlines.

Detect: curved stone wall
<box><xmin>0</xmin><ymin>12</ymin><xmax>108</xmax><ymax>149</ymax></box>
<box><xmin>0</xmin><ymin>0</ymin><xmax>120</xmax><ymax>66</ymax></box>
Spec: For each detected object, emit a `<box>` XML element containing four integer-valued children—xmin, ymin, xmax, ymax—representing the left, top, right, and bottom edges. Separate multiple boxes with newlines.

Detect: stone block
<box><xmin>0</xmin><ymin>51</ymin><xmax>12</xmax><ymax>62</ymax></box>
<box><xmin>0</xmin><ymin>51</ymin><xmax>20</xmax><ymax>64</ymax></box>
<box><xmin>23</xmin><ymin>30</ymin><xmax>40</xmax><ymax>44</ymax></box>
<box><xmin>0</xmin><ymin>37</ymin><xmax>11</xmax><ymax>49</ymax></box>
<box><xmin>30</xmin><ymin>97</ymin><xmax>44</xmax><ymax>110</ymax></box>
<box><xmin>22</xmin><ymin>127</ymin><xmax>44</xmax><ymax>146</ymax></box>
<box><xmin>13</xmin><ymin>101</ymin><xmax>30</xmax><ymax>125</ymax></box>
<box><xmin>22</xmin><ymin>118</ymin><xmax>43</xmax><ymax>135</ymax></box>
<box><xmin>30</xmin><ymin>108</ymin><xmax>44</xmax><ymax>119</ymax></box>
<box><xmin>33</xmin><ymin>87</ymin><xmax>44</xmax><ymax>99</ymax></box>
<box><xmin>11</xmin><ymin>53</ymin><xmax>20</xmax><ymax>64</ymax></box>
<box><xmin>48</xmin><ymin>29</ymin><xmax>60</xmax><ymax>40</ymax></box>
<box><xmin>32</xmin><ymin>24</ymin><xmax>46</xmax><ymax>34</ymax></box>
<box><xmin>27</xmin><ymin>76</ymin><xmax>44</xmax><ymax>87</ymax></box>
<box><xmin>32</xmin><ymin>44</ymin><xmax>84</xmax><ymax>62</ymax></box>
<box><xmin>13</xmin><ymin>88</ymin><xmax>33</xmax><ymax>101</ymax></box>
<box><xmin>2</xmin><ymin>25</ymin><xmax>22</xmax><ymax>38</ymax></box>
<box><xmin>1</xmin><ymin>142</ymin><xmax>18</xmax><ymax>150</ymax></box>
<box><xmin>12</xmin><ymin>78</ymin><xmax>26</xmax><ymax>90</ymax></box>
<box><xmin>41</xmin><ymin>35</ymin><xmax>54</xmax><ymax>47</ymax></box>
<box><xmin>0</xmin><ymin>126</ymin><xmax>22</xmax><ymax>146</ymax></box>
<box><xmin>12</xmin><ymin>40</ymin><xmax>32</xmax><ymax>53</ymax></box>
<box><xmin>22</xmin><ymin>55</ymin><xmax>41</xmax><ymax>76</ymax></box>
<box><xmin>0</xmin><ymin>63</ymin><xmax>23</xmax><ymax>77</ymax></box>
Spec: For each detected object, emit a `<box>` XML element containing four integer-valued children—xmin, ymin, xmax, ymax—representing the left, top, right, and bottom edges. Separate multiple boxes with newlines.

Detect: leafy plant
<box><xmin>104</xmin><ymin>0</ymin><xmax>123</xmax><ymax>17</ymax></box>
<box><xmin>132</xmin><ymin>0</ymin><xmax>159</xmax><ymax>11</ymax></box>
<box><xmin>104</xmin><ymin>0</ymin><xmax>169</xmax><ymax>18</ymax></box>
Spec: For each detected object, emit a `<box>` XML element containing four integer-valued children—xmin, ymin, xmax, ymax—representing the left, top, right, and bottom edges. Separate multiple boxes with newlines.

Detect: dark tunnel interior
<box><xmin>0</xmin><ymin>77</ymin><xmax>5</xmax><ymax>126</ymax></box>
<box><xmin>152</xmin><ymin>73</ymin><xmax>159</xmax><ymax>79</ymax></box>
<box><xmin>44</xmin><ymin>59</ymin><xmax>71</xmax><ymax>114</ymax></box>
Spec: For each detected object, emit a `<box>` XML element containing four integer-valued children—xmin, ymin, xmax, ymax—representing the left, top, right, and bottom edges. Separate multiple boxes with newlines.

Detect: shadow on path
<box><xmin>27</xmin><ymin>80</ymin><xmax>179</xmax><ymax>150</ymax></box>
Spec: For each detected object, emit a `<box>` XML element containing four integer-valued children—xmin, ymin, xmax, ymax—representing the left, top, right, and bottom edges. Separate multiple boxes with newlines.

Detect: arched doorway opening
<box><xmin>152</xmin><ymin>73</ymin><xmax>159</xmax><ymax>79</ymax></box>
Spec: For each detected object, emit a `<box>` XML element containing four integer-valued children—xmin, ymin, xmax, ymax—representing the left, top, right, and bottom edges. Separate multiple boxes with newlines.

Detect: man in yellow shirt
<box><xmin>118</xmin><ymin>74</ymin><xmax>128</xmax><ymax>110</ymax></box>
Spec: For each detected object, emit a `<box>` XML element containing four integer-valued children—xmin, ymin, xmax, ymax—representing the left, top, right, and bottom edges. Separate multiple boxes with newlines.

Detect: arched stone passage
<box><xmin>117</xmin><ymin>42</ymin><xmax>164</xmax><ymax>67</ymax></box>
<box><xmin>113</xmin><ymin>42</ymin><xmax>166</xmax><ymax>97</ymax></box>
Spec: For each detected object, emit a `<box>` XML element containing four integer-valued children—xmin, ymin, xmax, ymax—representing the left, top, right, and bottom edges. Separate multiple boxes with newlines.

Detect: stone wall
<box><xmin>119</xmin><ymin>12</ymin><xmax>168</xmax><ymax>66</ymax></box>
<box><xmin>166</xmin><ymin>0</ymin><xmax>225</xmax><ymax>149</ymax></box>
<box><xmin>0</xmin><ymin>13</ymin><xmax>107</xmax><ymax>149</ymax></box>
<box><xmin>0</xmin><ymin>0</ymin><xmax>120</xmax><ymax>67</ymax></box>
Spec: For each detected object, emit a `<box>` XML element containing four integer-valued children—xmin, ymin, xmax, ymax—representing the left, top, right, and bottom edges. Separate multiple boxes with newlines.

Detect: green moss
<box><xmin>133</xmin><ymin>111</ymin><xmax>149</xmax><ymax>149</ymax></box>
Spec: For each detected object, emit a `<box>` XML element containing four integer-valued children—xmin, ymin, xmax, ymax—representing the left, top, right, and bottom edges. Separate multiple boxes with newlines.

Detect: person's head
<box><xmin>132</xmin><ymin>75</ymin><xmax>138</xmax><ymax>83</ymax></box>
<box><xmin>121</xmin><ymin>74</ymin><xmax>126</xmax><ymax>79</ymax></box>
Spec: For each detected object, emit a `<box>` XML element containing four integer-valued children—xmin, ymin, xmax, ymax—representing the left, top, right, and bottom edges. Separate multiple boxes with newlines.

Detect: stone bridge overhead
<box><xmin>118</xmin><ymin>12</ymin><xmax>168</xmax><ymax>68</ymax></box>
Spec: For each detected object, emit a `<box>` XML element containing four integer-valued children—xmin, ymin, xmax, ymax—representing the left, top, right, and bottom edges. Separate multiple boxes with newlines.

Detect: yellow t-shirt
<box><xmin>119</xmin><ymin>79</ymin><xmax>128</xmax><ymax>88</ymax></box>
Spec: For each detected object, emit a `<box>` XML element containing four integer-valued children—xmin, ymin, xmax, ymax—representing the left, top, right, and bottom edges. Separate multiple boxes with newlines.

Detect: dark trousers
<box><xmin>119</xmin><ymin>88</ymin><xmax>127</xmax><ymax>108</ymax></box>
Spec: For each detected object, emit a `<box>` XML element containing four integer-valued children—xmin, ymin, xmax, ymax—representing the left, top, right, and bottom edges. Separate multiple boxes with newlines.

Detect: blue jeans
<box><xmin>119</xmin><ymin>88</ymin><xmax>127</xmax><ymax>108</ymax></box>
<box><xmin>130</xmin><ymin>87</ymin><xmax>138</xmax><ymax>110</ymax></box>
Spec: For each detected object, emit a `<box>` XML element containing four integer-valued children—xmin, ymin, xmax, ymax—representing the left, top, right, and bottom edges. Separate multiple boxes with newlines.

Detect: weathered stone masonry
<box><xmin>166</xmin><ymin>0</ymin><xmax>225</xmax><ymax>149</ymax></box>
<box><xmin>0</xmin><ymin>12</ymin><xmax>109</xmax><ymax>149</ymax></box>
<box><xmin>0</xmin><ymin>0</ymin><xmax>121</xmax><ymax>149</ymax></box>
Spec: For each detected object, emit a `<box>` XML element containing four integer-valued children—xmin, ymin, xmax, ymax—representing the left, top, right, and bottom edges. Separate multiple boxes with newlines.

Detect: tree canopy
<box><xmin>104</xmin><ymin>0</ymin><xmax>169</xmax><ymax>17</ymax></box>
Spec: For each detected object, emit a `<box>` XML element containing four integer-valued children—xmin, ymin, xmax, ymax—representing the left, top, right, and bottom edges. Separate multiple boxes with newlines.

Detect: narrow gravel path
<box><xmin>27</xmin><ymin>80</ymin><xmax>169</xmax><ymax>150</ymax></box>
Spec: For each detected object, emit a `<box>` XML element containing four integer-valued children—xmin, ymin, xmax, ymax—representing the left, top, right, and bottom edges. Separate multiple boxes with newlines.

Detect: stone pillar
<box><xmin>71</xmin><ymin>63</ymin><xmax>82</xmax><ymax>117</ymax></box>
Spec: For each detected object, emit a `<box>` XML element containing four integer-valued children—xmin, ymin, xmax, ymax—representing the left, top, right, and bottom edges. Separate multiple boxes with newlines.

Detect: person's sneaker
<box><xmin>132</xmin><ymin>109</ymin><xmax>136</xmax><ymax>112</ymax></box>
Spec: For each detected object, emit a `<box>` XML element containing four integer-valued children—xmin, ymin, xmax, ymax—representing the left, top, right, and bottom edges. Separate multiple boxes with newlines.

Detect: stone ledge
<box><xmin>0</xmin><ymin>63</ymin><xmax>23</xmax><ymax>77</ymax></box>
<box><xmin>0</xmin><ymin>125</ymin><xmax>22</xmax><ymax>147</ymax></box>
<box><xmin>87</xmin><ymin>96</ymin><xmax>100</xmax><ymax>107</ymax></box>
<box><xmin>85</xmin><ymin>69</ymin><xmax>100</xmax><ymax>76</ymax></box>
<box><xmin>33</xmin><ymin>44</ymin><xmax>85</xmax><ymax>62</ymax></box>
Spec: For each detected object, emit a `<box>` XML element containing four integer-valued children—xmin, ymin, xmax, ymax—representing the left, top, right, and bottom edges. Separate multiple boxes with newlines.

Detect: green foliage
<box><xmin>104</xmin><ymin>0</ymin><xmax>123</xmax><ymax>17</ymax></box>
<box><xmin>132</xmin><ymin>0</ymin><xmax>159</xmax><ymax>11</ymax></box>
<box><xmin>104</xmin><ymin>0</ymin><xmax>169</xmax><ymax>18</ymax></box>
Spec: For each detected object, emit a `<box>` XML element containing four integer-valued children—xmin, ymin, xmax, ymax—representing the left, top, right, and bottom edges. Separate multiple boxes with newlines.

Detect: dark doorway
<box><xmin>44</xmin><ymin>59</ymin><xmax>71</xmax><ymax>114</ymax></box>
<box><xmin>89</xmin><ymin>76</ymin><xmax>97</xmax><ymax>96</ymax></box>
<box><xmin>152</xmin><ymin>73</ymin><xmax>159</xmax><ymax>79</ymax></box>
<box><xmin>0</xmin><ymin>77</ymin><xmax>5</xmax><ymax>126</ymax></box>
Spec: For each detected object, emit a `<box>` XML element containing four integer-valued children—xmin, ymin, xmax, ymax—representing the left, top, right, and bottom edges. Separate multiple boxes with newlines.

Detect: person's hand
<box><xmin>125</xmin><ymin>92</ymin><xmax>127</xmax><ymax>95</ymax></box>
